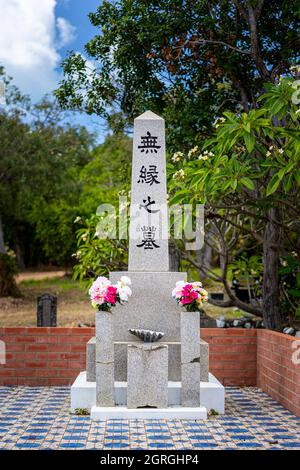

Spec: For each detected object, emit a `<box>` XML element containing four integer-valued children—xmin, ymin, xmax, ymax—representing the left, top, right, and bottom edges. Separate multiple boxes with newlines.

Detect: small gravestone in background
<box><xmin>37</xmin><ymin>293</ymin><xmax>57</xmax><ymax>327</ymax></box>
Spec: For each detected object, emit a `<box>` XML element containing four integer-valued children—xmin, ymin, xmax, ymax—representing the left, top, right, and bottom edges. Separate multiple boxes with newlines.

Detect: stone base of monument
<box><xmin>70</xmin><ymin>372</ymin><xmax>225</xmax><ymax>416</ymax></box>
<box><xmin>127</xmin><ymin>343</ymin><xmax>169</xmax><ymax>409</ymax></box>
<box><xmin>90</xmin><ymin>405</ymin><xmax>207</xmax><ymax>420</ymax></box>
<box><xmin>86</xmin><ymin>337</ymin><xmax>210</xmax><ymax>382</ymax></box>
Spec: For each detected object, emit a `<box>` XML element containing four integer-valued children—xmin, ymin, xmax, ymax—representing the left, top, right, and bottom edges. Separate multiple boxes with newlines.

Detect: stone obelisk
<box><xmin>128</xmin><ymin>111</ymin><xmax>169</xmax><ymax>272</ymax></box>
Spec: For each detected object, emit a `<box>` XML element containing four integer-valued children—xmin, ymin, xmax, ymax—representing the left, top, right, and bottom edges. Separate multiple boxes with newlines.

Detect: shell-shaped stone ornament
<box><xmin>128</xmin><ymin>328</ymin><xmax>165</xmax><ymax>342</ymax></box>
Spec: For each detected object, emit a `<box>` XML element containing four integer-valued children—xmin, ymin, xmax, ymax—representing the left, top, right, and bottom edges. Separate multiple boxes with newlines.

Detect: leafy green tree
<box><xmin>0</xmin><ymin>68</ymin><xmax>96</xmax><ymax>295</ymax></box>
<box><xmin>0</xmin><ymin>105</ymin><xmax>94</xmax><ymax>264</ymax></box>
<box><xmin>0</xmin><ymin>69</ymin><xmax>32</xmax><ymax>295</ymax></box>
<box><xmin>56</xmin><ymin>0</ymin><xmax>300</xmax><ymax>151</ymax></box>
<box><xmin>169</xmin><ymin>77</ymin><xmax>300</xmax><ymax>329</ymax></box>
<box><xmin>78</xmin><ymin>133</ymin><xmax>131</xmax><ymax>214</ymax></box>
<box><xmin>72</xmin><ymin>133</ymin><xmax>132</xmax><ymax>286</ymax></box>
<box><xmin>27</xmin><ymin>114</ymin><xmax>94</xmax><ymax>265</ymax></box>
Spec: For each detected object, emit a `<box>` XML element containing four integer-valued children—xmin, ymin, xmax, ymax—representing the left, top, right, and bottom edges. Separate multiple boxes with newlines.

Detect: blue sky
<box><xmin>0</xmin><ymin>0</ymin><xmax>105</xmax><ymax>139</ymax></box>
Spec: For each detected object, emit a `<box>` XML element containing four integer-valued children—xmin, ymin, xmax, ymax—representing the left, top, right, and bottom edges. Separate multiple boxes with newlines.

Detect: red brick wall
<box><xmin>0</xmin><ymin>327</ymin><xmax>257</xmax><ymax>387</ymax></box>
<box><xmin>0</xmin><ymin>327</ymin><xmax>94</xmax><ymax>386</ymax></box>
<box><xmin>202</xmin><ymin>328</ymin><xmax>257</xmax><ymax>386</ymax></box>
<box><xmin>1</xmin><ymin>327</ymin><xmax>300</xmax><ymax>417</ymax></box>
<box><xmin>257</xmin><ymin>329</ymin><xmax>300</xmax><ymax>418</ymax></box>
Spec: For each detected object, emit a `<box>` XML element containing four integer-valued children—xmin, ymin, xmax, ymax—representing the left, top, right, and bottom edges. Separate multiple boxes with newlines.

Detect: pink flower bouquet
<box><xmin>89</xmin><ymin>275</ymin><xmax>132</xmax><ymax>312</ymax></box>
<box><xmin>172</xmin><ymin>281</ymin><xmax>208</xmax><ymax>312</ymax></box>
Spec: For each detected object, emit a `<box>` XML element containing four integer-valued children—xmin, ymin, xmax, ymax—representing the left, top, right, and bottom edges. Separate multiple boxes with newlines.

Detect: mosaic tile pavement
<box><xmin>0</xmin><ymin>386</ymin><xmax>299</xmax><ymax>450</ymax></box>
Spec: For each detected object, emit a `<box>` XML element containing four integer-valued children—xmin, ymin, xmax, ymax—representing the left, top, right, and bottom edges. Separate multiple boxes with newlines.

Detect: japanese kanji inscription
<box><xmin>128</xmin><ymin>111</ymin><xmax>169</xmax><ymax>271</ymax></box>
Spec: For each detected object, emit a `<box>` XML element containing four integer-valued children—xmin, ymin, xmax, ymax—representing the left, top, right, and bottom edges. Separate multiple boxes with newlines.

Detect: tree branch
<box><xmin>206</xmin><ymin>210</ymin><xmax>264</xmax><ymax>243</ymax></box>
<box><xmin>232</xmin><ymin>0</ymin><xmax>270</xmax><ymax>80</ymax></box>
<box><xmin>186</xmin><ymin>38</ymin><xmax>251</xmax><ymax>56</ymax></box>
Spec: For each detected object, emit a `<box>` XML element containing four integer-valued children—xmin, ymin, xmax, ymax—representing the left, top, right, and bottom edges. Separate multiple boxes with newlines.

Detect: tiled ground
<box><xmin>0</xmin><ymin>387</ymin><xmax>299</xmax><ymax>450</ymax></box>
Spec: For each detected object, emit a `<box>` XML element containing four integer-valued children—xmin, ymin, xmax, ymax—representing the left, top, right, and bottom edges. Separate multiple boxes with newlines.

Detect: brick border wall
<box><xmin>202</xmin><ymin>328</ymin><xmax>257</xmax><ymax>386</ymax></box>
<box><xmin>0</xmin><ymin>327</ymin><xmax>257</xmax><ymax>387</ymax></box>
<box><xmin>257</xmin><ymin>329</ymin><xmax>300</xmax><ymax>417</ymax></box>
<box><xmin>0</xmin><ymin>327</ymin><xmax>299</xmax><ymax>417</ymax></box>
<box><xmin>0</xmin><ymin>328</ymin><xmax>94</xmax><ymax>386</ymax></box>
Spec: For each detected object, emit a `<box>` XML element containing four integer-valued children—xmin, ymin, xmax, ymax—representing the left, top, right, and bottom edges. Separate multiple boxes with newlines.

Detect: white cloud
<box><xmin>56</xmin><ymin>17</ymin><xmax>76</xmax><ymax>47</ymax></box>
<box><xmin>0</xmin><ymin>0</ymin><xmax>76</xmax><ymax>102</ymax></box>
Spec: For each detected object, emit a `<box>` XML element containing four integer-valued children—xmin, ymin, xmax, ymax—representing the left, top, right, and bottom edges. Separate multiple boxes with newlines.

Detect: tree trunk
<box><xmin>196</xmin><ymin>243</ymin><xmax>212</xmax><ymax>280</ymax></box>
<box><xmin>0</xmin><ymin>215</ymin><xmax>6</xmax><ymax>254</ymax></box>
<box><xmin>262</xmin><ymin>208</ymin><xmax>281</xmax><ymax>330</ymax></box>
<box><xmin>0</xmin><ymin>214</ymin><xmax>21</xmax><ymax>297</ymax></box>
<box><xmin>14</xmin><ymin>240</ymin><xmax>25</xmax><ymax>270</ymax></box>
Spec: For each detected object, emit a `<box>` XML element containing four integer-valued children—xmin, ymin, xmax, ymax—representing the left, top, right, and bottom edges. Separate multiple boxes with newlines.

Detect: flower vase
<box><xmin>180</xmin><ymin>310</ymin><xmax>201</xmax><ymax>407</ymax></box>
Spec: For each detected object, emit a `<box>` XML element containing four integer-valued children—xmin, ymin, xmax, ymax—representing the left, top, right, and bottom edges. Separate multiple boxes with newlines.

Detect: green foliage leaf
<box><xmin>288</xmin><ymin>289</ymin><xmax>300</xmax><ymax>298</ymax></box>
<box><xmin>243</xmin><ymin>133</ymin><xmax>255</xmax><ymax>153</ymax></box>
<box><xmin>170</xmin><ymin>189</ymin><xmax>190</xmax><ymax>205</ymax></box>
<box><xmin>266</xmin><ymin>174</ymin><xmax>281</xmax><ymax>196</ymax></box>
<box><xmin>240</xmin><ymin>177</ymin><xmax>255</xmax><ymax>190</ymax></box>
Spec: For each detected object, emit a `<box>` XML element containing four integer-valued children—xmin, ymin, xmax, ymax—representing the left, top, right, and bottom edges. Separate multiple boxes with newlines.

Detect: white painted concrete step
<box><xmin>71</xmin><ymin>372</ymin><xmax>225</xmax><ymax>414</ymax></box>
<box><xmin>90</xmin><ymin>405</ymin><xmax>207</xmax><ymax>420</ymax></box>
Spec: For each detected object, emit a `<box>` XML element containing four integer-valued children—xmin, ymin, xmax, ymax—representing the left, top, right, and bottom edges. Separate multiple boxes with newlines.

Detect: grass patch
<box><xmin>0</xmin><ymin>274</ymin><xmax>93</xmax><ymax>327</ymax></box>
<box><xmin>20</xmin><ymin>276</ymin><xmax>79</xmax><ymax>290</ymax></box>
<box><xmin>74</xmin><ymin>408</ymin><xmax>90</xmax><ymax>416</ymax></box>
<box><xmin>203</xmin><ymin>304</ymin><xmax>250</xmax><ymax>320</ymax></box>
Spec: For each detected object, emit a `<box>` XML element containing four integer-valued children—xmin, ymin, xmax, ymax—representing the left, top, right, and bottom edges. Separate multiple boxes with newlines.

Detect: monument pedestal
<box><xmin>86</xmin><ymin>336</ymin><xmax>210</xmax><ymax>382</ymax></box>
<box><xmin>127</xmin><ymin>343</ymin><xmax>168</xmax><ymax>408</ymax></box>
<box><xmin>71</xmin><ymin>372</ymin><xmax>224</xmax><ymax>416</ymax></box>
<box><xmin>73</xmin><ymin>327</ymin><xmax>224</xmax><ymax>418</ymax></box>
